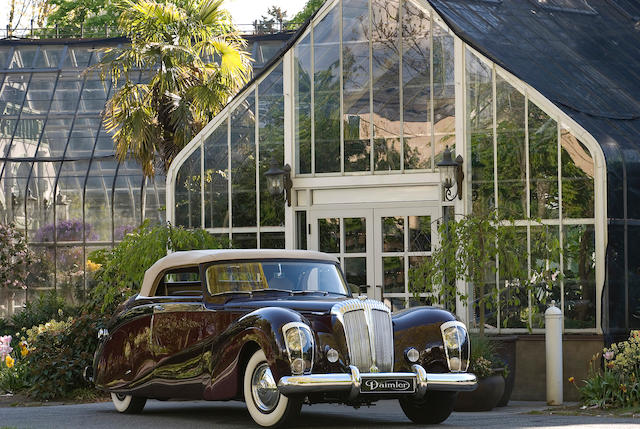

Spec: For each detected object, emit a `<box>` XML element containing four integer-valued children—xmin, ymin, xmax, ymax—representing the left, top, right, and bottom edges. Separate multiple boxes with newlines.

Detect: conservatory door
<box><xmin>309</xmin><ymin>206</ymin><xmax>438</xmax><ymax>308</ymax></box>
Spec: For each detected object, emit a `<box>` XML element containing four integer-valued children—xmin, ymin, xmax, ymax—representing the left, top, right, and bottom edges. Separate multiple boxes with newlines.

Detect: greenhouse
<box><xmin>169</xmin><ymin>0</ymin><xmax>613</xmax><ymax>333</ymax></box>
<box><xmin>0</xmin><ymin>38</ymin><xmax>166</xmax><ymax>311</ymax></box>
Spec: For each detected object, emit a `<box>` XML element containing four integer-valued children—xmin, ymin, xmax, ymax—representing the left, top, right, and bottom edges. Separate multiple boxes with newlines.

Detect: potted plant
<box><xmin>409</xmin><ymin>210</ymin><xmax>560</xmax><ymax>409</ymax></box>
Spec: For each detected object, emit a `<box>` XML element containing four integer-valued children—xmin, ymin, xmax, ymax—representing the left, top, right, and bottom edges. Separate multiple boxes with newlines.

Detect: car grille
<box><xmin>331</xmin><ymin>299</ymin><xmax>394</xmax><ymax>373</ymax></box>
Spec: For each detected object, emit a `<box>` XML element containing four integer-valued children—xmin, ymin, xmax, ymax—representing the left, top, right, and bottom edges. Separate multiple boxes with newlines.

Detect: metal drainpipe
<box><xmin>545</xmin><ymin>300</ymin><xmax>563</xmax><ymax>405</ymax></box>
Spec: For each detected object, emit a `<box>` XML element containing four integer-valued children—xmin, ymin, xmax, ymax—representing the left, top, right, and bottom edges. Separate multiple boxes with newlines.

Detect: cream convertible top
<box><xmin>139</xmin><ymin>249</ymin><xmax>339</xmax><ymax>297</ymax></box>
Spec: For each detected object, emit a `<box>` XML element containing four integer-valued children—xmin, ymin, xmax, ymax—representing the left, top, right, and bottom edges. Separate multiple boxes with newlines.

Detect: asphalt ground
<box><xmin>0</xmin><ymin>400</ymin><xmax>638</xmax><ymax>429</ymax></box>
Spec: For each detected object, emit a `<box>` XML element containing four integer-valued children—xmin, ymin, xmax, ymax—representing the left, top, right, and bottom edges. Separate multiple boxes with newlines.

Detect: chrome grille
<box><xmin>331</xmin><ymin>299</ymin><xmax>394</xmax><ymax>372</ymax></box>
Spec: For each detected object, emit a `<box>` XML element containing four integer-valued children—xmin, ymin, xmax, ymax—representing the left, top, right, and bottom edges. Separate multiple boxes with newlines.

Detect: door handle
<box><xmin>152</xmin><ymin>304</ymin><xmax>165</xmax><ymax>312</ymax></box>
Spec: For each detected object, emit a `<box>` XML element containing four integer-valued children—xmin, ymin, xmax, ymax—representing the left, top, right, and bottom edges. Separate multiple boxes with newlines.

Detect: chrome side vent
<box><xmin>331</xmin><ymin>299</ymin><xmax>394</xmax><ymax>372</ymax></box>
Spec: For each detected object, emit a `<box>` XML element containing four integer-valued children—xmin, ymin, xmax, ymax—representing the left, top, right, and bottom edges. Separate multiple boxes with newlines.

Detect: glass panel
<box><xmin>66</xmin><ymin>117</ymin><xmax>100</xmax><ymax>157</ymax></box>
<box><xmin>231</xmin><ymin>95</ymin><xmax>256</xmax><ymax>227</ymax></box>
<box><xmin>11</xmin><ymin>118</ymin><xmax>44</xmax><ymax>158</ymax></box>
<box><xmin>0</xmin><ymin>47</ymin><xmax>11</xmax><ymax>69</ymax></box>
<box><xmin>371</xmin><ymin>0</ymin><xmax>401</xmax><ymax>171</ymax></box>
<box><xmin>433</xmin><ymin>24</ymin><xmax>455</xmax><ymax>163</ymax></box>
<box><xmin>204</xmin><ymin>120</ymin><xmax>229</xmax><ymax>228</ymax></box>
<box><xmin>10</xmin><ymin>47</ymin><xmax>37</xmax><ymax>68</ymax></box>
<box><xmin>41</xmin><ymin>118</ymin><xmax>71</xmax><ymax>158</ymax></box>
<box><xmin>496</xmin><ymin>75</ymin><xmax>526</xmax><ymax>218</ymax></box>
<box><xmin>499</xmin><ymin>226</ymin><xmax>527</xmax><ymax>328</ymax></box>
<box><xmin>344</xmin><ymin>217</ymin><xmax>366</xmax><ymax>253</ymax></box>
<box><xmin>0</xmin><ymin>74</ymin><xmax>29</xmax><ymax>115</ymax></box>
<box><xmin>55</xmin><ymin>160</ymin><xmax>87</xmax><ymax>235</ymax></box>
<box><xmin>113</xmin><ymin>162</ymin><xmax>142</xmax><ymax>237</ymax></box>
<box><xmin>343</xmin><ymin>0</ymin><xmax>371</xmax><ymax>173</ymax></box>
<box><xmin>260</xmin><ymin>231</ymin><xmax>285</xmax><ymax>249</ymax></box>
<box><xmin>56</xmin><ymin>244</ymin><xmax>84</xmax><ymax>304</ymax></box>
<box><xmin>28</xmin><ymin>161</ymin><xmax>58</xmax><ymax>242</ymax></box>
<box><xmin>529</xmin><ymin>101</ymin><xmax>558</xmax><ymax>219</ymax></box>
<box><xmin>402</xmin><ymin>0</ymin><xmax>431</xmax><ymax>170</ymax></box>
<box><xmin>296</xmin><ymin>210</ymin><xmax>307</xmax><ymax>250</ymax></box>
<box><xmin>563</xmin><ymin>224</ymin><xmax>596</xmax><ymax>328</ymax></box>
<box><xmin>143</xmin><ymin>174</ymin><xmax>165</xmax><ymax>226</ymax></box>
<box><xmin>51</xmin><ymin>72</ymin><xmax>83</xmax><ymax>114</ymax></box>
<box><xmin>318</xmin><ymin>218</ymin><xmax>340</xmax><ymax>253</ymax></box>
<box><xmin>408</xmin><ymin>215</ymin><xmax>430</xmax><ymax>252</ymax></box>
<box><xmin>2</xmin><ymin>161</ymin><xmax>30</xmax><ymax>226</ymax></box>
<box><xmin>232</xmin><ymin>232</ymin><xmax>257</xmax><ymax>249</ymax></box>
<box><xmin>28</xmin><ymin>245</ymin><xmax>55</xmax><ymax>291</ymax></box>
<box><xmin>466</xmin><ymin>49</ymin><xmax>494</xmax><ymax>213</ymax></box>
<box><xmin>294</xmin><ymin>34</ymin><xmax>312</xmax><ymax>174</ymax></box>
<box><xmin>24</xmin><ymin>73</ymin><xmax>57</xmax><ymax>114</ymax></box>
<box><xmin>344</xmin><ymin>257</ymin><xmax>366</xmax><ymax>288</ymax></box>
<box><xmin>383</xmin><ymin>256</ymin><xmax>404</xmax><ymax>293</ymax></box>
<box><xmin>85</xmin><ymin>160</ymin><xmax>117</xmax><ymax>242</ymax></box>
<box><xmin>387</xmin><ymin>297</ymin><xmax>406</xmax><ymax>312</ymax></box>
<box><xmin>259</xmin><ymin>62</ymin><xmax>285</xmax><ymax>226</ymax></box>
<box><xmin>314</xmin><ymin>6</ymin><xmax>341</xmax><ymax>173</ymax></box>
<box><xmin>530</xmin><ymin>225</ymin><xmax>560</xmax><ymax>328</ymax></box>
<box><xmin>174</xmin><ymin>148</ymin><xmax>201</xmax><ymax>228</ymax></box>
<box><xmin>560</xmin><ymin>130</ymin><xmax>594</xmax><ymax>218</ymax></box>
<box><xmin>33</xmin><ymin>46</ymin><xmax>64</xmax><ymax>68</ymax></box>
<box><xmin>382</xmin><ymin>216</ymin><xmax>404</xmax><ymax>252</ymax></box>
<box><xmin>62</xmin><ymin>47</ymin><xmax>92</xmax><ymax>69</ymax></box>
<box><xmin>79</xmin><ymin>72</ymin><xmax>111</xmax><ymax>114</ymax></box>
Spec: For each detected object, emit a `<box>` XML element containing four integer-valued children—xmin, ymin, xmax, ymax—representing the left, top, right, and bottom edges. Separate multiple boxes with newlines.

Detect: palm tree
<box><xmin>96</xmin><ymin>0</ymin><xmax>251</xmax><ymax>177</ymax></box>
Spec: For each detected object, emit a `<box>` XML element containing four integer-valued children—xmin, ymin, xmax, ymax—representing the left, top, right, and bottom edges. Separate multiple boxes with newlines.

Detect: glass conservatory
<box><xmin>0</xmin><ymin>39</ymin><xmax>166</xmax><ymax>314</ymax></box>
<box><xmin>169</xmin><ymin>0</ymin><xmax>610</xmax><ymax>335</ymax></box>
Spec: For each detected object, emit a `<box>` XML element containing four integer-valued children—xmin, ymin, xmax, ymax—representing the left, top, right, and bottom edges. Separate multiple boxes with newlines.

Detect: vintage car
<box><xmin>90</xmin><ymin>249</ymin><xmax>476</xmax><ymax>427</ymax></box>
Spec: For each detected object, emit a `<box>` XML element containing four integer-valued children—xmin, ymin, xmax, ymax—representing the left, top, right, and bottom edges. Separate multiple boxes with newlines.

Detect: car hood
<box><xmin>222</xmin><ymin>294</ymin><xmax>351</xmax><ymax>314</ymax></box>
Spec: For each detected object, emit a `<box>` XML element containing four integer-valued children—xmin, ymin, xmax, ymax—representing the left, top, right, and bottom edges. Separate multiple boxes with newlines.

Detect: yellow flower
<box><xmin>620</xmin><ymin>384</ymin><xmax>628</xmax><ymax>393</ymax></box>
<box><xmin>20</xmin><ymin>346</ymin><xmax>28</xmax><ymax>357</ymax></box>
<box><xmin>86</xmin><ymin>260</ymin><xmax>102</xmax><ymax>272</ymax></box>
<box><xmin>568</xmin><ymin>376</ymin><xmax>575</xmax><ymax>383</ymax></box>
<box><xmin>5</xmin><ymin>355</ymin><xmax>14</xmax><ymax>368</ymax></box>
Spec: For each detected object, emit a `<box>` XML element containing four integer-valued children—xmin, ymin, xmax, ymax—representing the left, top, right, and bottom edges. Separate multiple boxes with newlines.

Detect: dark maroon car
<box><xmin>90</xmin><ymin>249</ymin><xmax>476</xmax><ymax>427</ymax></box>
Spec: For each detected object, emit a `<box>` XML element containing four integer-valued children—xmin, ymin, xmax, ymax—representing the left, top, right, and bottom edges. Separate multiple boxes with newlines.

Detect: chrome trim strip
<box><xmin>277</xmin><ymin>364</ymin><xmax>477</xmax><ymax>397</ymax></box>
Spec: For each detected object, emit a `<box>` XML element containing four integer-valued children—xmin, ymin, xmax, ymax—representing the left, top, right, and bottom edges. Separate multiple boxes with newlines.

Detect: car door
<box><xmin>150</xmin><ymin>266</ymin><xmax>208</xmax><ymax>396</ymax></box>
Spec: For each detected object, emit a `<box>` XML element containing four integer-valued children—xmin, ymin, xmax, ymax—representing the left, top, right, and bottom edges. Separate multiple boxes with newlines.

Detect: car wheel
<box><xmin>110</xmin><ymin>392</ymin><xmax>147</xmax><ymax>414</ymax></box>
<box><xmin>399</xmin><ymin>391</ymin><xmax>457</xmax><ymax>424</ymax></box>
<box><xmin>244</xmin><ymin>349</ymin><xmax>302</xmax><ymax>428</ymax></box>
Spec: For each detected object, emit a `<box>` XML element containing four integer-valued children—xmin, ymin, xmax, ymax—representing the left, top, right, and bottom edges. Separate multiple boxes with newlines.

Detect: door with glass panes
<box><xmin>309</xmin><ymin>207</ymin><xmax>438</xmax><ymax>311</ymax></box>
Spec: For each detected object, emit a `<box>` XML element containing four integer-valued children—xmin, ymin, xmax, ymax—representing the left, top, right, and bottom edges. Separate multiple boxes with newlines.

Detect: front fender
<box><xmin>392</xmin><ymin>306</ymin><xmax>457</xmax><ymax>372</ymax></box>
<box><xmin>203</xmin><ymin>307</ymin><xmax>312</xmax><ymax>400</ymax></box>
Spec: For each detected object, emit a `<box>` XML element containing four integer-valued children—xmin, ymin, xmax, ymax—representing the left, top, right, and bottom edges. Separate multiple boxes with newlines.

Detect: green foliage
<box><xmin>44</xmin><ymin>0</ymin><xmax>119</xmax><ymax>29</ymax></box>
<box><xmin>0</xmin><ymin>360</ymin><xmax>29</xmax><ymax>393</ymax></box>
<box><xmin>24</xmin><ymin>313</ymin><xmax>99</xmax><ymax>400</ymax></box>
<box><xmin>409</xmin><ymin>210</ymin><xmax>561</xmax><ymax>335</ymax></box>
<box><xmin>10</xmin><ymin>291</ymin><xmax>76</xmax><ymax>334</ymax></box>
<box><xmin>287</xmin><ymin>0</ymin><xmax>325</xmax><ymax>28</ymax></box>
<box><xmin>87</xmin><ymin>220</ymin><xmax>227</xmax><ymax>314</ymax></box>
<box><xmin>96</xmin><ymin>0</ymin><xmax>251</xmax><ymax>176</ymax></box>
<box><xmin>577</xmin><ymin>331</ymin><xmax>640</xmax><ymax>409</ymax></box>
<box><xmin>0</xmin><ymin>223</ymin><xmax>38</xmax><ymax>290</ymax></box>
<box><xmin>468</xmin><ymin>334</ymin><xmax>507</xmax><ymax>379</ymax></box>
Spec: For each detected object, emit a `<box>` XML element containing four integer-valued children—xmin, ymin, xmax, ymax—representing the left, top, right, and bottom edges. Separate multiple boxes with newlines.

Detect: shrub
<box><xmin>87</xmin><ymin>221</ymin><xmax>227</xmax><ymax>314</ymax></box>
<box><xmin>10</xmin><ymin>291</ymin><xmax>77</xmax><ymax>333</ymax></box>
<box><xmin>23</xmin><ymin>314</ymin><xmax>99</xmax><ymax>400</ymax></box>
<box><xmin>0</xmin><ymin>223</ymin><xmax>37</xmax><ymax>290</ymax></box>
<box><xmin>575</xmin><ymin>330</ymin><xmax>640</xmax><ymax>408</ymax></box>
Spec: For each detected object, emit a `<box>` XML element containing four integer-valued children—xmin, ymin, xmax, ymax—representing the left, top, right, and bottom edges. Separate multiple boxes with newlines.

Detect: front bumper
<box><xmin>277</xmin><ymin>364</ymin><xmax>477</xmax><ymax>399</ymax></box>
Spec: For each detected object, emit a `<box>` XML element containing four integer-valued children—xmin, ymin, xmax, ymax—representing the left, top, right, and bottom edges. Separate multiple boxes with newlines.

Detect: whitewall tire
<box><xmin>243</xmin><ymin>349</ymin><xmax>301</xmax><ymax>428</ymax></box>
<box><xmin>110</xmin><ymin>392</ymin><xmax>147</xmax><ymax>414</ymax></box>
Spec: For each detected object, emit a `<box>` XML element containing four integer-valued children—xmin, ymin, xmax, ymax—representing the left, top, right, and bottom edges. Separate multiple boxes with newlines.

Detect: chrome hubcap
<box><xmin>251</xmin><ymin>363</ymin><xmax>279</xmax><ymax>413</ymax></box>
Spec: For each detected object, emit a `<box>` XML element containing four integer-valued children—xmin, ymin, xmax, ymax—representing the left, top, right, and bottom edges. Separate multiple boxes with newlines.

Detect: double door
<box><xmin>309</xmin><ymin>207</ymin><xmax>438</xmax><ymax>311</ymax></box>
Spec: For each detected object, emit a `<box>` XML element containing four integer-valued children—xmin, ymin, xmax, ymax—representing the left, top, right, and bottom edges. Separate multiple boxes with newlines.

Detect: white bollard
<box><xmin>545</xmin><ymin>300</ymin><xmax>563</xmax><ymax>405</ymax></box>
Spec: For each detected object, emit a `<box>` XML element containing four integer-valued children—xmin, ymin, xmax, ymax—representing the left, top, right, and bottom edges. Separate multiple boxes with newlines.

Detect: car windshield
<box><xmin>205</xmin><ymin>260</ymin><xmax>349</xmax><ymax>296</ymax></box>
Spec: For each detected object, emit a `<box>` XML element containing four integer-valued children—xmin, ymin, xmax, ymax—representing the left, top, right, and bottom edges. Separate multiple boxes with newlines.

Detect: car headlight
<box><xmin>282</xmin><ymin>322</ymin><xmax>314</xmax><ymax>375</ymax></box>
<box><xmin>440</xmin><ymin>321</ymin><xmax>470</xmax><ymax>372</ymax></box>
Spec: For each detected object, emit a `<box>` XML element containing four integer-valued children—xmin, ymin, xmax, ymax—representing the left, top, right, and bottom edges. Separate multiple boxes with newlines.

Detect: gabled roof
<box><xmin>429</xmin><ymin>0</ymin><xmax>640</xmax><ymax>220</ymax></box>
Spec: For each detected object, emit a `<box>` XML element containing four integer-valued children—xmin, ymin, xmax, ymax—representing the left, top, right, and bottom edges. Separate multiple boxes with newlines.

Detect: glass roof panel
<box><xmin>0</xmin><ymin>74</ymin><xmax>29</xmax><ymax>115</ymax></box>
<box><xmin>9</xmin><ymin>47</ymin><xmax>37</xmax><ymax>69</ymax></box>
<box><xmin>33</xmin><ymin>46</ymin><xmax>65</xmax><ymax>68</ymax></box>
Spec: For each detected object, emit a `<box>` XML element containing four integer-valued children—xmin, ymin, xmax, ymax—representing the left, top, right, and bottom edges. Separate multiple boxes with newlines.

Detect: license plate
<box><xmin>360</xmin><ymin>377</ymin><xmax>415</xmax><ymax>394</ymax></box>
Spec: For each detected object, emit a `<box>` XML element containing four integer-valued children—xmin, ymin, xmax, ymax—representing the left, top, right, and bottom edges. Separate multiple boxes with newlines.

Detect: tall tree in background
<box><xmin>287</xmin><ymin>0</ymin><xmax>324</xmax><ymax>28</ymax></box>
<box><xmin>96</xmin><ymin>0</ymin><xmax>251</xmax><ymax>177</ymax></box>
<box><xmin>43</xmin><ymin>0</ymin><xmax>118</xmax><ymax>28</ymax></box>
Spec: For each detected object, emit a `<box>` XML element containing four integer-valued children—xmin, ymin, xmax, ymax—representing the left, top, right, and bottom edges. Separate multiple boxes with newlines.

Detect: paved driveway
<box><xmin>1</xmin><ymin>400</ymin><xmax>637</xmax><ymax>428</ymax></box>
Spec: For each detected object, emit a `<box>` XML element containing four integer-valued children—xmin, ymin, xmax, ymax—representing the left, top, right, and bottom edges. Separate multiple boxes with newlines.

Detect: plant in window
<box><xmin>0</xmin><ymin>223</ymin><xmax>37</xmax><ymax>291</ymax></box>
<box><xmin>409</xmin><ymin>210</ymin><xmax>561</xmax><ymax>336</ymax></box>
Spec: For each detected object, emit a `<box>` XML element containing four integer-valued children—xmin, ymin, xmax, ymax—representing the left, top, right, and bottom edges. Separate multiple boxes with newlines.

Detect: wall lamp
<box><xmin>264</xmin><ymin>159</ymin><xmax>292</xmax><ymax>207</ymax></box>
<box><xmin>437</xmin><ymin>145</ymin><xmax>464</xmax><ymax>202</ymax></box>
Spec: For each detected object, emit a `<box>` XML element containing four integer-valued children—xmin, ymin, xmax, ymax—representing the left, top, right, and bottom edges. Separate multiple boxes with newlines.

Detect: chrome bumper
<box><xmin>277</xmin><ymin>364</ymin><xmax>477</xmax><ymax>399</ymax></box>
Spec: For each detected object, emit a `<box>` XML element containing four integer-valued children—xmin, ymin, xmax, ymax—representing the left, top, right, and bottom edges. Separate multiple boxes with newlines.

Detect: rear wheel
<box><xmin>110</xmin><ymin>392</ymin><xmax>147</xmax><ymax>414</ymax></box>
<box><xmin>243</xmin><ymin>349</ymin><xmax>302</xmax><ymax>428</ymax></box>
<box><xmin>399</xmin><ymin>391</ymin><xmax>457</xmax><ymax>424</ymax></box>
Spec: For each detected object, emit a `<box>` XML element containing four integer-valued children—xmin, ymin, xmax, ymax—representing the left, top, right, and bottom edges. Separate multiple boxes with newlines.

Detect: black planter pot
<box><xmin>454</xmin><ymin>373</ymin><xmax>505</xmax><ymax>412</ymax></box>
<box><xmin>487</xmin><ymin>335</ymin><xmax>517</xmax><ymax>407</ymax></box>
